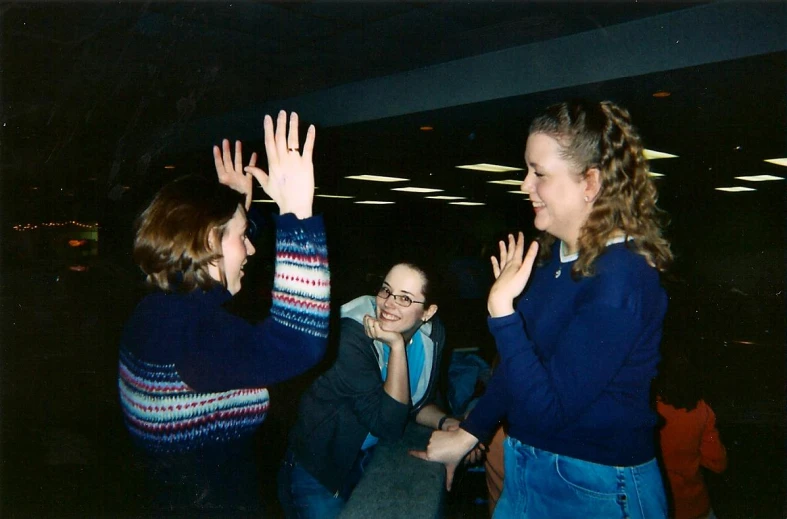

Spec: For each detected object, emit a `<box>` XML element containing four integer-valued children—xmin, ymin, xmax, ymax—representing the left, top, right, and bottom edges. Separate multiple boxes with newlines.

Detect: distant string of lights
<box><xmin>12</xmin><ymin>220</ymin><xmax>98</xmax><ymax>232</ymax></box>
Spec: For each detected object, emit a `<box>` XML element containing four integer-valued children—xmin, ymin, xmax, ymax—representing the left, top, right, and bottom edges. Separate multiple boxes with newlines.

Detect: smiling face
<box><xmin>521</xmin><ymin>132</ymin><xmax>595</xmax><ymax>252</ymax></box>
<box><xmin>208</xmin><ymin>206</ymin><xmax>256</xmax><ymax>295</ymax></box>
<box><xmin>375</xmin><ymin>264</ymin><xmax>438</xmax><ymax>338</ymax></box>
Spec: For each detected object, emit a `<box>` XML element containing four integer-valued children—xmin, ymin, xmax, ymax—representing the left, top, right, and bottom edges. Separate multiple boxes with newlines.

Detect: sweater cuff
<box><xmin>274</xmin><ymin>212</ymin><xmax>325</xmax><ymax>233</ymax></box>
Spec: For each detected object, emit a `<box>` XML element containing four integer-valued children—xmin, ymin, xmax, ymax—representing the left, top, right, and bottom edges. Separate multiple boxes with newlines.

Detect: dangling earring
<box><xmin>584</xmin><ymin>196</ymin><xmax>589</xmax><ymax>202</ymax></box>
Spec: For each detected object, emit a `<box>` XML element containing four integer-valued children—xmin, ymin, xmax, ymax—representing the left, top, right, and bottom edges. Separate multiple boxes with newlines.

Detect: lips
<box><xmin>378</xmin><ymin>310</ymin><xmax>400</xmax><ymax>322</ymax></box>
<box><xmin>532</xmin><ymin>201</ymin><xmax>545</xmax><ymax>212</ymax></box>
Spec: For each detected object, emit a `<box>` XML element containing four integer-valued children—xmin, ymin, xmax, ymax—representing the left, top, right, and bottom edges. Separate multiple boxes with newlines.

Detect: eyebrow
<box><xmin>382</xmin><ymin>281</ymin><xmax>417</xmax><ymax>297</ymax></box>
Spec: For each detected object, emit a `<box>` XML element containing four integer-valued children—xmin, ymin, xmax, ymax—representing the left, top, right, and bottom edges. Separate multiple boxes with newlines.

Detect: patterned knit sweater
<box><xmin>118</xmin><ymin>213</ymin><xmax>330</xmax><ymax>454</ymax></box>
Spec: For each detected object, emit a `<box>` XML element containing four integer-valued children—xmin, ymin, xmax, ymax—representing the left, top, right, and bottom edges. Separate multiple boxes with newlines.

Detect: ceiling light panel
<box><xmin>345</xmin><ymin>175</ymin><xmax>409</xmax><ymax>182</ymax></box>
<box><xmin>456</xmin><ymin>163</ymin><xmax>524</xmax><ymax>172</ymax></box>
<box><xmin>643</xmin><ymin>149</ymin><xmax>678</xmax><ymax>159</ymax></box>
<box><xmin>735</xmin><ymin>175</ymin><xmax>784</xmax><ymax>182</ymax></box>
<box><xmin>487</xmin><ymin>179</ymin><xmax>522</xmax><ymax>186</ymax></box>
<box><xmin>449</xmin><ymin>202</ymin><xmax>486</xmax><ymax>206</ymax></box>
<box><xmin>391</xmin><ymin>187</ymin><xmax>444</xmax><ymax>193</ymax></box>
<box><xmin>715</xmin><ymin>187</ymin><xmax>756</xmax><ymax>192</ymax></box>
<box><xmin>764</xmin><ymin>158</ymin><xmax>787</xmax><ymax>167</ymax></box>
<box><xmin>316</xmin><ymin>194</ymin><xmax>355</xmax><ymax>199</ymax></box>
<box><xmin>647</xmin><ymin>171</ymin><xmax>665</xmax><ymax>177</ymax></box>
<box><xmin>354</xmin><ymin>200</ymin><xmax>396</xmax><ymax>205</ymax></box>
<box><xmin>426</xmin><ymin>195</ymin><xmax>466</xmax><ymax>200</ymax></box>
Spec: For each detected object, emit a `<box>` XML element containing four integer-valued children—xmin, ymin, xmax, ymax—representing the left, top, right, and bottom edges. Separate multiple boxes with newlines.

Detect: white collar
<box><xmin>559</xmin><ymin>235</ymin><xmax>631</xmax><ymax>264</ymax></box>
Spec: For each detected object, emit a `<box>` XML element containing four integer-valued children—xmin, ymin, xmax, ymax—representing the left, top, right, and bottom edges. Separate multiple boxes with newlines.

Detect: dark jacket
<box><xmin>288</xmin><ymin>295</ymin><xmax>446</xmax><ymax>494</ymax></box>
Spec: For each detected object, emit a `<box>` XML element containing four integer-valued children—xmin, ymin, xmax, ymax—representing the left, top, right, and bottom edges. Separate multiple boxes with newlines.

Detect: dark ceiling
<box><xmin>2</xmin><ymin>2</ymin><xmax>786</xmax><ymax>300</ymax></box>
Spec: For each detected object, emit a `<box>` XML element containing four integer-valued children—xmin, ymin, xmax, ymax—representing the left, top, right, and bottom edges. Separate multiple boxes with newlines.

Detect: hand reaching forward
<box><xmin>213</xmin><ymin>139</ymin><xmax>258</xmax><ymax>210</ymax></box>
<box><xmin>487</xmin><ymin>232</ymin><xmax>539</xmax><ymax>317</ymax></box>
<box><xmin>409</xmin><ymin>428</ymin><xmax>479</xmax><ymax>491</ymax></box>
<box><xmin>244</xmin><ymin>111</ymin><xmax>316</xmax><ymax>219</ymax></box>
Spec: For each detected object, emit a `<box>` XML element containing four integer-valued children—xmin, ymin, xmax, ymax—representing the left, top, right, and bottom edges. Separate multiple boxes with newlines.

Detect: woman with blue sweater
<box><xmin>118</xmin><ymin>111</ymin><xmax>330</xmax><ymax>515</ymax></box>
<box><xmin>412</xmin><ymin>100</ymin><xmax>673</xmax><ymax>518</ymax></box>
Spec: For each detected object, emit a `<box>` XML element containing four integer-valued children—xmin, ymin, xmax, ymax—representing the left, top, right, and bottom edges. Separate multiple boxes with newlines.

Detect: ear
<box><xmin>422</xmin><ymin>304</ymin><xmax>438</xmax><ymax>322</ymax></box>
<box><xmin>584</xmin><ymin>167</ymin><xmax>602</xmax><ymax>202</ymax></box>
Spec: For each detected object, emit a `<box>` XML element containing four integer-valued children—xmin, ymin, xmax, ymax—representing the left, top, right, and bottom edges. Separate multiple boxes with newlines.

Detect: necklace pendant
<box><xmin>555</xmin><ymin>268</ymin><xmax>561</xmax><ymax>279</ymax></box>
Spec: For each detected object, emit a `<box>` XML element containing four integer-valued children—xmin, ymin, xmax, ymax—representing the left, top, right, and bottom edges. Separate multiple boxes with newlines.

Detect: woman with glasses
<box><xmin>278</xmin><ymin>262</ymin><xmax>455</xmax><ymax>519</ymax></box>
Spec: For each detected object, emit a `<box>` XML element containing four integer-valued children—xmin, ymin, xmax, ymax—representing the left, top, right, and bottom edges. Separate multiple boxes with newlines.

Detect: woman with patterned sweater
<box><xmin>413</xmin><ymin>100</ymin><xmax>673</xmax><ymax>518</ymax></box>
<box><xmin>118</xmin><ymin>111</ymin><xmax>330</xmax><ymax>516</ymax></box>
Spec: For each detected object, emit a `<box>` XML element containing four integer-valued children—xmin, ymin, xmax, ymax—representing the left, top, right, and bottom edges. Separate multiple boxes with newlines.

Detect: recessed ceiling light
<box><xmin>647</xmin><ymin>171</ymin><xmax>665</xmax><ymax>177</ymax></box>
<box><xmin>456</xmin><ymin>163</ymin><xmax>524</xmax><ymax>172</ymax></box>
<box><xmin>487</xmin><ymin>179</ymin><xmax>522</xmax><ymax>186</ymax></box>
<box><xmin>734</xmin><ymin>175</ymin><xmax>784</xmax><ymax>182</ymax></box>
<box><xmin>391</xmin><ymin>187</ymin><xmax>444</xmax><ymax>193</ymax></box>
<box><xmin>345</xmin><ymin>175</ymin><xmax>409</xmax><ymax>182</ymax></box>
<box><xmin>449</xmin><ymin>202</ymin><xmax>486</xmax><ymax>206</ymax></box>
<box><xmin>715</xmin><ymin>187</ymin><xmax>756</xmax><ymax>192</ymax></box>
<box><xmin>164</xmin><ymin>165</ymin><xmax>176</xmax><ymax>169</ymax></box>
<box><xmin>420</xmin><ymin>126</ymin><xmax>434</xmax><ymax>131</ymax></box>
<box><xmin>354</xmin><ymin>200</ymin><xmax>395</xmax><ymax>205</ymax></box>
<box><xmin>764</xmin><ymin>158</ymin><xmax>787</xmax><ymax>167</ymax></box>
<box><xmin>316</xmin><ymin>194</ymin><xmax>355</xmax><ymax>199</ymax></box>
<box><xmin>652</xmin><ymin>91</ymin><xmax>671</xmax><ymax>98</ymax></box>
<box><xmin>426</xmin><ymin>195</ymin><xmax>466</xmax><ymax>200</ymax></box>
<box><xmin>252</xmin><ymin>199</ymin><xmax>277</xmax><ymax>203</ymax></box>
<box><xmin>643</xmin><ymin>149</ymin><xmax>678</xmax><ymax>160</ymax></box>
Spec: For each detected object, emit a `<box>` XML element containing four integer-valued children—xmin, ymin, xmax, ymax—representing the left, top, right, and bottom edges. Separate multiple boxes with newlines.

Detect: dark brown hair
<box><xmin>529</xmin><ymin>99</ymin><xmax>673</xmax><ymax>277</ymax></box>
<box><xmin>132</xmin><ymin>175</ymin><xmax>245</xmax><ymax>292</ymax></box>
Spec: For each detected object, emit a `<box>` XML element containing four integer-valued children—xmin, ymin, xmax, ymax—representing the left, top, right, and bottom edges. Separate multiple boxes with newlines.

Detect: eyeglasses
<box><xmin>376</xmin><ymin>286</ymin><xmax>425</xmax><ymax>308</ymax></box>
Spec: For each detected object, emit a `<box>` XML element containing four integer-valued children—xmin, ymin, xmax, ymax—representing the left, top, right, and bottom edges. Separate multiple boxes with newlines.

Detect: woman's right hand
<box><xmin>409</xmin><ymin>428</ymin><xmax>479</xmax><ymax>491</ymax></box>
<box><xmin>244</xmin><ymin>110</ymin><xmax>316</xmax><ymax>219</ymax></box>
<box><xmin>363</xmin><ymin>315</ymin><xmax>405</xmax><ymax>351</ymax></box>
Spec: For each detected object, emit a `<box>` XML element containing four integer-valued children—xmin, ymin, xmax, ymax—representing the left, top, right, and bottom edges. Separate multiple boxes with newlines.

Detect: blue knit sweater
<box><xmin>462</xmin><ymin>240</ymin><xmax>667</xmax><ymax>466</ymax></box>
<box><xmin>118</xmin><ymin>213</ymin><xmax>330</xmax><ymax>455</ymax></box>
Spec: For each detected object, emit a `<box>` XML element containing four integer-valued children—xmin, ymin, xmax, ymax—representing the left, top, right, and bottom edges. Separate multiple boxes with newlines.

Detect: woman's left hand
<box><xmin>363</xmin><ymin>315</ymin><xmax>405</xmax><ymax>352</ymax></box>
<box><xmin>487</xmin><ymin>232</ymin><xmax>539</xmax><ymax>317</ymax></box>
<box><xmin>213</xmin><ymin>139</ymin><xmax>258</xmax><ymax>211</ymax></box>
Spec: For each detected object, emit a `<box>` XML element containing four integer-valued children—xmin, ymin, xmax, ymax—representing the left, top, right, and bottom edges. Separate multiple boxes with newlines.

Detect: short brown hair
<box><xmin>132</xmin><ymin>175</ymin><xmax>245</xmax><ymax>292</ymax></box>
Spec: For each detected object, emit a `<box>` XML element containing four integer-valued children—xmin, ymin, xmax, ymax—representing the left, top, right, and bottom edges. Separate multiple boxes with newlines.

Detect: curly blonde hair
<box><xmin>530</xmin><ymin>100</ymin><xmax>672</xmax><ymax>276</ymax></box>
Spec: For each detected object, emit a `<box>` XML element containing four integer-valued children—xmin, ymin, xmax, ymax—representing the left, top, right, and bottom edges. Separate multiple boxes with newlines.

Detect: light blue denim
<box><xmin>493</xmin><ymin>437</ymin><xmax>667</xmax><ymax>519</ymax></box>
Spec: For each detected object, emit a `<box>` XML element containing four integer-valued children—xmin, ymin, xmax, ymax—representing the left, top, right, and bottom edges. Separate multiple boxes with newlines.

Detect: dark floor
<box><xmin>1</xmin><ymin>258</ymin><xmax>784</xmax><ymax>518</ymax></box>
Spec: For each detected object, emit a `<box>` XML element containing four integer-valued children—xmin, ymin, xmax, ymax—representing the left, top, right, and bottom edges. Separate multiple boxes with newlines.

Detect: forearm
<box><xmin>383</xmin><ymin>345</ymin><xmax>410</xmax><ymax>405</ymax></box>
<box><xmin>415</xmin><ymin>404</ymin><xmax>450</xmax><ymax>430</ymax></box>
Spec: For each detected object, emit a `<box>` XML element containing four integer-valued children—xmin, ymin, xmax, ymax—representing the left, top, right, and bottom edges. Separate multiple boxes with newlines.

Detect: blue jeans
<box><xmin>278</xmin><ymin>448</ymin><xmax>375</xmax><ymax>519</ymax></box>
<box><xmin>494</xmin><ymin>437</ymin><xmax>667</xmax><ymax>519</ymax></box>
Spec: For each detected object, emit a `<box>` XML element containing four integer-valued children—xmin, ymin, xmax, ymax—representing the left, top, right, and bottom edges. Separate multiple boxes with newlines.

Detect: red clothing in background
<box><xmin>657</xmin><ymin>398</ymin><xmax>728</xmax><ymax>519</ymax></box>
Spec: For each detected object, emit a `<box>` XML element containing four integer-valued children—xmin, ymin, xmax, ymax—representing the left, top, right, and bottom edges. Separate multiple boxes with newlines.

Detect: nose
<box><xmin>382</xmin><ymin>293</ymin><xmax>397</xmax><ymax>310</ymax></box>
<box><xmin>245</xmin><ymin>237</ymin><xmax>256</xmax><ymax>256</ymax></box>
<box><xmin>521</xmin><ymin>171</ymin><xmax>534</xmax><ymax>194</ymax></box>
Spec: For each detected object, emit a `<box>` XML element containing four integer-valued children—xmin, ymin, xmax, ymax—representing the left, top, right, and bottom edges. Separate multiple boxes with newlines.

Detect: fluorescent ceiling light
<box><xmin>426</xmin><ymin>195</ymin><xmax>466</xmax><ymax>200</ymax></box>
<box><xmin>456</xmin><ymin>163</ymin><xmax>524</xmax><ymax>173</ymax></box>
<box><xmin>354</xmin><ymin>200</ymin><xmax>395</xmax><ymax>205</ymax></box>
<box><xmin>735</xmin><ymin>175</ymin><xmax>784</xmax><ymax>182</ymax></box>
<box><xmin>647</xmin><ymin>171</ymin><xmax>665</xmax><ymax>177</ymax></box>
<box><xmin>252</xmin><ymin>199</ymin><xmax>276</xmax><ymax>203</ymax></box>
<box><xmin>643</xmin><ymin>149</ymin><xmax>678</xmax><ymax>159</ymax></box>
<box><xmin>487</xmin><ymin>179</ymin><xmax>522</xmax><ymax>186</ymax></box>
<box><xmin>345</xmin><ymin>175</ymin><xmax>409</xmax><ymax>182</ymax></box>
<box><xmin>449</xmin><ymin>202</ymin><xmax>486</xmax><ymax>206</ymax></box>
<box><xmin>508</xmin><ymin>191</ymin><xmax>529</xmax><ymax>196</ymax></box>
<box><xmin>764</xmin><ymin>158</ymin><xmax>787</xmax><ymax>167</ymax></box>
<box><xmin>316</xmin><ymin>194</ymin><xmax>355</xmax><ymax>199</ymax></box>
<box><xmin>391</xmin><ymin>187</ymin><xmax>444</xmax><ymax>193</ymax></box>
<box><xmin>715</xmin><ymin>187</ymin><xmax>756</xmax><ymax>192</ymax></box>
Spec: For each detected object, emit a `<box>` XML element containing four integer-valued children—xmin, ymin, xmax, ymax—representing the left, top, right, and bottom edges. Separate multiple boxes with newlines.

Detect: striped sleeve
<box><xmin>270</xmin><ymin>213</ymin><xmax>330</xmax><ymax>339</ymax></box>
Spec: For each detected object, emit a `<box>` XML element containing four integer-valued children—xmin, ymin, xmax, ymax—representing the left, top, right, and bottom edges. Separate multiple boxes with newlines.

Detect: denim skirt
<box><xmin>493</xmin><ymin>437</ymin><xmax>667</xmax><ymax>519</ymax></box>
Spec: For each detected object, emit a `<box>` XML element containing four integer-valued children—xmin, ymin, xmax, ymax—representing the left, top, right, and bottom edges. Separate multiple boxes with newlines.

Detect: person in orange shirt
<box><xmin>656</xmin><ymin>356</ymin><xmax>728</xmax><ymax>519</ymax></box>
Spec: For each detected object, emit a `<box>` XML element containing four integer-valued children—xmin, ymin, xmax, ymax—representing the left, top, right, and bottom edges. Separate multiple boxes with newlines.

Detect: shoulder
<box><xmin>340</xmin><ymin>295</ymin><xmax>376</xmax><ymax>324</ymax></box>
<box><xmin>581</xmin><ymin>244</ymin><xmax>664</xmax><ymax>309</ymax></box>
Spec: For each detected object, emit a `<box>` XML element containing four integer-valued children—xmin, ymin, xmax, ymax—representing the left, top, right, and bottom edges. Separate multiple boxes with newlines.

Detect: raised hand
<box><xmin>487</xmin><ymin>233</ymin><xmax>539</xmax><ymax>317</ymax></box>
<box><xmin>213</xmin><ymin>139</ymin><xmax>258</xmax><ymax>210</ymax></box>
<box><xmin>244</xmin><ymin>111</ymin><xmax>316</xmax><ymax>219</ymax></box>
<box><xmin>409</xmin><ymin>428</ymin><xmax>479</xmax><ymax>491</ymax></box>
